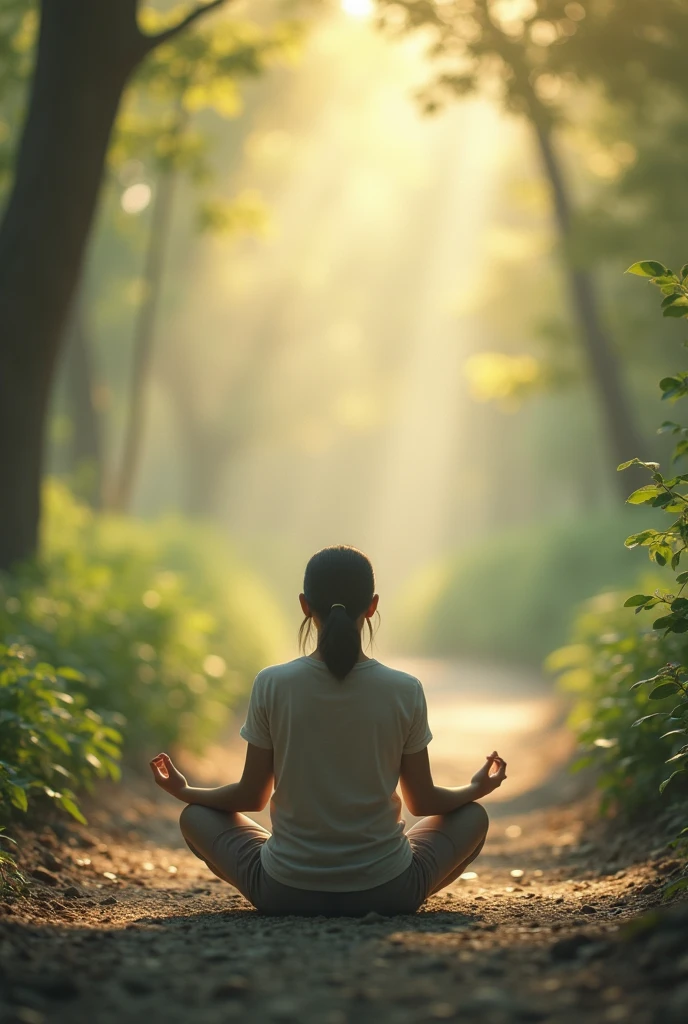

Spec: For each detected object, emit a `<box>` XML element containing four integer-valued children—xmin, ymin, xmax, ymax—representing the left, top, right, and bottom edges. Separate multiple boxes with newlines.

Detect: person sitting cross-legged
<box><xmin>151</xmin><ymin>544</ymin><xmax>507</xmax><ymax>916</ymax></box>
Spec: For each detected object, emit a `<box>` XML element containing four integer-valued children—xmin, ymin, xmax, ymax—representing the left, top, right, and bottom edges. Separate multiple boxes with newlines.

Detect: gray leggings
<box><xmin>180</xmin><ymin>802</ymin><xmax>488</xmax><ymax>916</ymax></box>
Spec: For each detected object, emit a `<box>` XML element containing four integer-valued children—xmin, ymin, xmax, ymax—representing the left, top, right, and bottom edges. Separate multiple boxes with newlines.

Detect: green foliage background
<box><xmin>0</xmin><ymin>482</ymin><xmax>286</xmax><ymax>844</ymax></box>
<box><xmin>548</xmin><ymin>583</ymin><xmax>688</xmax><ymax>814</ymax></box>
<box><xmin>0</xmin><ymin>481</ymin><xmax>285</xmax><ymax>755</ymax></box>
<box><xmin>391</xmin><ymin>512</ymin><xmax>654</xmax><ymax>666</ymax></box>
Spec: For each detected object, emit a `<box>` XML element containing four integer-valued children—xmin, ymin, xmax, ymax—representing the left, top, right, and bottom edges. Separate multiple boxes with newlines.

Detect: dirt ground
<box><xmin>1</xmin><ymin>659</ymin><xmax>688</xmax><ymax>1024</ymax></box>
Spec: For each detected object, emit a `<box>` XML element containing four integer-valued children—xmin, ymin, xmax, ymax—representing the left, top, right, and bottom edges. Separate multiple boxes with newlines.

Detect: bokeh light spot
<box><xmin>121</xmin><ymin>182</ymin><xmax>152</xmax><ymax>215</ymax></box>
<box><xmin>204</xmin><ymin>654</ymin><xmax>227</xmax><ymax>678</ymax></box>
<box><xmin>341</xmin><ymin>0</ymin><xmax>373</xmax><ymax>18</ymax></box>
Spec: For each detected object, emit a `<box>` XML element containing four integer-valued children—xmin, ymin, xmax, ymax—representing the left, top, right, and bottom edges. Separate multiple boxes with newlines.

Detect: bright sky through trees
<box><xmin>340</xmin><ymin>0</ymin><xmax>374</xmax><ymax>19</ymax></box>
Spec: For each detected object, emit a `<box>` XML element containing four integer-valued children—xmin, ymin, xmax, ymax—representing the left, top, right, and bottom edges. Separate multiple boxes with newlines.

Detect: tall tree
<box><xmin>105</xmin><ymin>13</ymin><xmax>292</xmax><ymax>512</ymax></box>
<box><xmin>0</xmin><ymin>0</ymin><xmax>229</xmax><ymax>571</ymax></box>
<box><xmin>62</xmin><ymin>297</ymin><xmax>104</xmax><ymax>507</ymax></box>
<box><xmin>161</xmin><ymin>284</ymin><xmax>291</xmax><ymax>518</ymax></box>
<box><xmin>376</xmin><ymin>0</ymin><xmax>688</xmax><ymax>494</ymax></box>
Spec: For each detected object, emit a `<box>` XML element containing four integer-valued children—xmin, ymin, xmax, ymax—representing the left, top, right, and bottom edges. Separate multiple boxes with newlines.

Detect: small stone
<box><xmin>63</xmin><ymin>886</ymin><xmax>82</xmax><ymax>899</ymax></box>
<box><xmin>361</xmin><ymin>910</ymin><xmax>385</xmax><ymax>923</ymax></box>
<box><xmin>640</xmin><ymin>883</ymin><xmax>658</xmax><ymax>895</ymax></box>
<box><xmin>30</xmin><ymin>868</ymin><xmax>58</xmax><ymax>886</ymax></box>
<box><xmin>580</xmin><ymin>905</ymin><xmax>597</xmax><ymax>914</ymax></box>
<box><xmin>100</xmin><ymin>896</ymin><xmax>117</xmax><ymax>906</ymax></box>
<box><xmin>41</xmin><ymin>851</ymin><xmax>62</xmax><ymax>872</ymax></box>
<box><xmin>30</xmin><ymin>868</ymin><xmax>58</xmax><ymax>884</ymax></box>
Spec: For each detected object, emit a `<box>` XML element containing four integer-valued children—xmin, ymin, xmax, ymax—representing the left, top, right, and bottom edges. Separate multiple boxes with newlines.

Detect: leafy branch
<box><xmin>623</xmin><ymin>259</ymin><xmax>688</xmax><ymax>814</ymax></box>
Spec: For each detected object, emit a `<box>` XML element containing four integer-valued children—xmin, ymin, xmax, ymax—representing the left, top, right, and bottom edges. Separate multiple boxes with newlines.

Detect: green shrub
<box><xmin>547</xmin><ymin>259</ymin><xmax>688</xmax><ymax>876</ymax></box>
<box><xmin>0</xmin><ymin>828</ymin><xmax>24</xmax><ymax>893</ymax></box>
<box><xmin>0</xmin><ymin>482</ymin><xmax>286</xmax><ymax>754</ymax></box>
<box><xmin>547</xmin><ymin>583</ymin><xmax>688</xmax><ymax>814</ymax></box>
<box><xmin>0</xmin><ymin>643</ymin><xmax>122</xmax><ymax>825</ymax></box>
<box><xmin>391</xmin><ymin>513</ymin><xmax>654</xmax><ymax>665</ymax></box>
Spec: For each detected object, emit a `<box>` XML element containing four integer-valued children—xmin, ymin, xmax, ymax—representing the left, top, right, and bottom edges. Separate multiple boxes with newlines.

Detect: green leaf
<box><xmin>627</xmin><ymin>485</ymin><xmax>664</xmax><ymax>505</ymax></box>
<box><xmin>662</xmin><ymin>876</ymin><xmax>688</xmax><ymax>899</ymax></box>
<box><xmin>630</xmin><ymin>670</ymin><xmax>667</xmax><ymax>690</ymax></box>
<box><xmin>666</xmin><ymin>749</ymin><xmax>688</xmax><ymax>763</ymax></box>
<box><xmin>677</xmin><ymin>571</ymin><xmax>688</xmax><ymax>584</ymax></box>
<box><xmin>660</xmin><ymin>769</ymin><xmax>687</xmax><ymax>794</ymax></box>
<box><xmin>56</xmin><ymin>666</ymin><xmax>86</xmax><ymax>682</ymax></box>
<box><xmin>618</xmin><ymin>459</ymin><xmax>660</xmax><ymax>472</ymax></box>
<box><xmin>632</xmin><ymin>713</ymin><xmax>671</xmax><ymax>727</ymax></box>
<box><xmin>58</xmin><ymin>795</ymin><xmax>87</xmax><ymax>825</ymax></box>
<box><xmin>626</xmin><ymin>260</ymin><xmax>670</xmax><ymax>278</ymax></box>
<box><xmin>624</xmin><ymin>594</ymin><xmax>653</xmax><ymax>608</ymax></box>
<box><xmin>658</xmin><ymin>421</ymin><xmax>683</xmax><ymax>434</ymax></box>
<box><xmin>636</xmin><ymin>598</ymin><xmax>661</xmax><ymax>614</ymax></box>
<box><xmin>8</xmin><ymin>783</ymin><xmax>28</xmax><ymax>812</ymax></box>
<box><xmin>624</xmin><ymin>530</ymin><xmax>658</xmax><ymax>549</ymax></box>
<box><xmin>653</xmin><ymin>614</ymin><xmax>675</xmax><ymax>629</ymax></box>
<box><xmin>681</xmin><ymin>264</ymin><xmax>688</xmax><ymax>281</ymax></box>
<box><xmin>649</xmin><ymin>682</ymin><xmax>681</xmax><ymax>700</ymax></box>
<box><xmin>664</xmin><ymin>304</ymin><xmax>688</xmax><ymax>319</ymax></box>
<box><xmin>661</xmin><ymin>728</ymin><xmax>688</xmax><ymax>739</ymax></box>
<box><xmin>651</xmin><ymin>493</ymin><xmax>676</xmax><ymax>508</ymax></box>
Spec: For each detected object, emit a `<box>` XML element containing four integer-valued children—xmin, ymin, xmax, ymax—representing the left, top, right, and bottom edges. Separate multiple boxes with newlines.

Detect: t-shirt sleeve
<box><xmin>239</xmin><ymin>673</ymin><xmax>273</xmax><ymax>750</ymax></box>
<box><xmin>403</xmin><ymin>680</ymin><xmax>433</xmax><ymax>755</ymax></box>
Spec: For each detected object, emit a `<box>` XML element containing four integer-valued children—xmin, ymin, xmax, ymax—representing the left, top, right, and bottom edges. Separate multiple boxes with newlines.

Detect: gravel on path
<box><xmin>1</xmin><ymin>788</ymin><xmax>687</xmax><ymax>1024</ymax></box>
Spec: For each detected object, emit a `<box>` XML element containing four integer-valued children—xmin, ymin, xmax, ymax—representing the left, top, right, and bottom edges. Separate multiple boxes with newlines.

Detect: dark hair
<box><xmin>298</xmin><ymin>545</ymin><xmax>375</xmax><ymax>681</ymax></box>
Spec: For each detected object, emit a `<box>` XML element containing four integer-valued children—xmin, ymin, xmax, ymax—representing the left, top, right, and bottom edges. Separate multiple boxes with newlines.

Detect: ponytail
<box><xmin>299</xmin><ymin>545</ymin><xmax>376</xmax><ymax>682</ymax></box>
<box><xmin>318</xmin><ymin>604</ymin><xmax>362</xmax><ymax>681</ymax></box>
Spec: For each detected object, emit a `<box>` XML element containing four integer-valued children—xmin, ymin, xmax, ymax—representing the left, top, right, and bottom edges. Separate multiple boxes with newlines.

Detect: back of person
<box><xmin>151</xmin><ymin>543</ymin><xmax>506</xmax><ymax>916</ymax></box>
<box><xmin>240</xmin><ymin>655</ymin><xmax>432</xmax><ymax>891</ymax></box>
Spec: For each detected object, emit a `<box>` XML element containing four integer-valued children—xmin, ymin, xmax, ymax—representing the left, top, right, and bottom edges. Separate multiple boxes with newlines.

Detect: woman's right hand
<box><xmin>470</xmin><ymin>750</ymin><xmax>507</xmax><ymax>798</ymax></box>
<box><xmin>150</xmin><ymin>752</ymin><xmax>190</xmax><ymax>801</ymax></box>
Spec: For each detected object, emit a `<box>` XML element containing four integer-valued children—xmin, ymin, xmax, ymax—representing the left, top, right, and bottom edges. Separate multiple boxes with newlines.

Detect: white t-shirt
<box><xmin>239</xmin><ymin>655</ymin><xmax>433</xmax><ymax>892</ymax></box>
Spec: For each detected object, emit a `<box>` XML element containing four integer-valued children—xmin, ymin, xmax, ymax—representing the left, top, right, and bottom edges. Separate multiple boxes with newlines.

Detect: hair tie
<box><xmin>330</xmin><ymin>603</ymin><xmax>346</xmax><ymax>610</ymax></box>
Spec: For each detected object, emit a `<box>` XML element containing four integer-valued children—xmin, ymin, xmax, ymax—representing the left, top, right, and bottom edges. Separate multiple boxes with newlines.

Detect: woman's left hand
<box><xmin>470</xmin><ymin>750</ymin><xmax>507</xmax><ymax>798</ymax></box>
<box><xmin>150</xmin><ymin>752</ymin><xmax>190</xmax><ymax>801</ymax></box>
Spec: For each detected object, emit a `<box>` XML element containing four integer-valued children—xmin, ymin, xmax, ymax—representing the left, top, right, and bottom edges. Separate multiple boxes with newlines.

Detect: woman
<box><xmin>150</xmin><ymin>544</ymin><xmax>507</xmax><ymax>916</ymax></box>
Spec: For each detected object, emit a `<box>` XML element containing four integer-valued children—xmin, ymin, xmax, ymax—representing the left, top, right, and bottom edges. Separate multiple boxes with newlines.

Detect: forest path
<box><xmin>1</xmin><ymin>659</ymin><xmax>686</xmax><ymax>1024</ymax></box>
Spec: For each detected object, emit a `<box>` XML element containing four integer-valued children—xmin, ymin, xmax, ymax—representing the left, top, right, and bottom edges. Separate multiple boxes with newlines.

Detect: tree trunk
<box><xmin>108</xmin><ymin>169</ymin><xmax>177</xmax><ymax>512</ymax></box>
<box><xmin>63</xmin><ymin>300</ymin><xmax>103</xmax><ymax>508</ymax></box>
<box><xmin>160</xmin><ymin>351</ymin><xmax>231</xmax><ymax>519</ymax></box>
<box><xmin>530</xmin><ymin>115</ymin><xmax>644</xmax><ymax>495</ymax></box>
<box><xmin>180</xmin><ymin>436</ymin><xmax>229</xmax><ymax>519</ymax></box>
<box><xmin>0</xmin><ymin>1</ymin><xmax>141</xmax><ymax>570</ymax></box>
